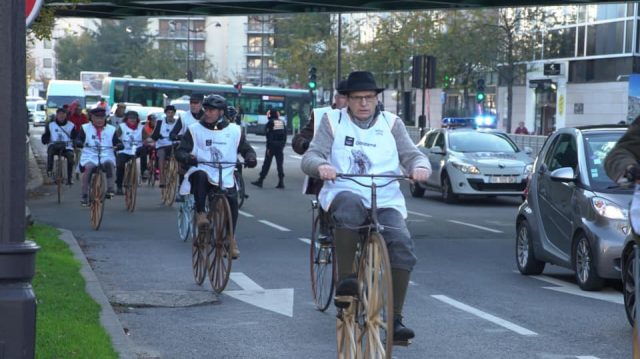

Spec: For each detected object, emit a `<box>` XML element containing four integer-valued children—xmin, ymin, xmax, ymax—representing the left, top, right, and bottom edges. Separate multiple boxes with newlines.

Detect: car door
<box><xmin>536</xmin><ymin>133</ymin><xmax>577</xmax><ymax>257</ymax></box>
<box><xmin>427</xmin><ymin>132</ymin><xmax>446</xmax><ymax>187</ymax></box>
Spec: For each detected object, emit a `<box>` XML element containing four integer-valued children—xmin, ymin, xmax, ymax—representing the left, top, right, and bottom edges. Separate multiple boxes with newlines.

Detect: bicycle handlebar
<box><xmin>336</xmin><ymin>173</ymin><xmax>410</xmax><ymax>188</ymax></box>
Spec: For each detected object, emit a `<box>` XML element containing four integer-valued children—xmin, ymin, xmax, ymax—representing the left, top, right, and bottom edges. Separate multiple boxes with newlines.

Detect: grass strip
<box><xmin>28</xmin><ymin>224</ymin><xmax>118</xmax><ymax>359</ymax></box>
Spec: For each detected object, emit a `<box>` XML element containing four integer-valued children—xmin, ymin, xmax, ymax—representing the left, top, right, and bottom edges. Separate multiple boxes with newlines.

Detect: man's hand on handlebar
<box><xmin>411</xmin><ymin>167</ymin><xmax>431</xmax><ymax>182</ymax></box>
<box><xmin>318</xmin><ymin>164</ymin><xmax>337</xmax><ymax>181</ymax></box>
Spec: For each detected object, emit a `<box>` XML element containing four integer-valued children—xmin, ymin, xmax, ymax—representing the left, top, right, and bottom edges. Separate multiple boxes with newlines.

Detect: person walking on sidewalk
<box><xmin>252</xmin><ymin>109</ymin><xmax>287</xmax><ymax>188</ymax></box>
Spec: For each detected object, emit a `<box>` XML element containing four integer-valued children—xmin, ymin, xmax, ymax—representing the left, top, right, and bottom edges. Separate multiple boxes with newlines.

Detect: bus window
<box><xmin>114</xmin><ymin>81</ymin><xmax>125</xmax><ymax>104</ymax></box>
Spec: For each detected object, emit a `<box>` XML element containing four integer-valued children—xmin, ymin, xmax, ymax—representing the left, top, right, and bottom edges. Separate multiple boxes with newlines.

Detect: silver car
<box><xmin>411</xmin><ymin>127</ymin><xmax>533</xmax><ymax>203</ymax></box>
<box><xmin>515</xmin><ymin>126</ymin><xmax>630</xmax><ymax>291</ymax></box>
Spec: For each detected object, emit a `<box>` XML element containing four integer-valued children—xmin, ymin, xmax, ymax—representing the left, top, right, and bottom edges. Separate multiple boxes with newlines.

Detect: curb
<box><xmin>57</xmin><ymin>228</ymin><xmax>137</xmax><ymax>359</ymax></box>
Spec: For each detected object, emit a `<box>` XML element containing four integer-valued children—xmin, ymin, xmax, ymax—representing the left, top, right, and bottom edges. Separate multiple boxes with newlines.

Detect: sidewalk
<box><xmin>26</xmin><ymin>139</ymin><xmax>137</xmax><ymax>359</ymax></box>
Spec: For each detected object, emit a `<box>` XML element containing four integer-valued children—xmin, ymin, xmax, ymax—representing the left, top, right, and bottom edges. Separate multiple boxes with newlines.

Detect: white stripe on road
<box><xmin>529</xmin><ymin>275</ymin><xmax>623</xmax><ymax>305</ymax></box>
<box><xmin>257</xmin><ymin>157</ymin><xmax>264</xmax><ymax>161</ymax></box>
<box><xmin>289</xmin><ymin>155</ymin><xmax>302</xmax><ymax>160</ymax></box>
<box><xmin>239</xmin><ymin>210</ymin><xmax>254</xmax><ymax>218</ymax></box>
<box><xmin>298</xmin><ymin>237</ymin><xmax>311</xmax><ymax>245</ymax></box>
<box><xmin>576</xmin><ymin>356</ymin><xmax>601</xmax><ymax>359</ymax></box>
<box><xmin>258</xmin><ymin>220</ymin><xmax>291</xmax><ymax>232</ymax></box>
<box><xmin>407</xmin><ymin>210</ymin><xmax>432</xmax><ymax>218</ymax></box>
<box><xmin>431</xmin><ymin>295</ymin><xmax>538</xmax><ymax>336</ymax></box>
<box><xmin>447</xmin><ymin>220</ymin><xmax>503</xmax><ymax>233</ymax></box>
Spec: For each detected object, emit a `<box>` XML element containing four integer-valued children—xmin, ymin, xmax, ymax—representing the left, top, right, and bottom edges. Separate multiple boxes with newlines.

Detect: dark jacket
<box><xmin>175</xmin><ymin>119</ymin><xmax>256</xmax><ymax>168</ymax></box>
<box><xmin>265</xmin><ymin>118</ymin><xmax>287</xmax><ymax>148</ymax></box>
<box><xmin>605</xmin><ymin>120</ymin><xmax>640</xmax><ymax>182</ymax></box>
<box><xmin>41</xmin><ymin>119</ymin><xmax>78</xmax><ymax>145</ymax></box>
<box><xmin>292</xmin><ymin>110</ymin><xmax>315</xmax><ymax>155</ymax></box>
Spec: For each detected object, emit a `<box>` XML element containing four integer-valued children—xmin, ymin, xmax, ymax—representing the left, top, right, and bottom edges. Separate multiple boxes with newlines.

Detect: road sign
<box><xmin>26</xmin><ymin>0</ymin><xmax>44</xmax><ymax>27</ymax></box>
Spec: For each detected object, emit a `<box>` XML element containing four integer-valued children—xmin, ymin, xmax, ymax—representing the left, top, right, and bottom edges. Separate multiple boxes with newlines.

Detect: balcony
<box><xmin>245</xmin><ymin>22</ymin><xmax>275</xmax><ymax>34</ymax></box>
<box><xmin>244</xmin><ymin>45</ymin><xmax>273</xmax><ymax>56</ymax></box>
<box><xmin>156</xmin><ymin>30</ymin><xmax>206</xmax><ymax>40</ymax></box>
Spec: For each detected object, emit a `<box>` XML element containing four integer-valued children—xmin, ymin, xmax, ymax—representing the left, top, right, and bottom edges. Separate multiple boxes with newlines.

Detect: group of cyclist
<box><xmin>41</xmin><ymin>70</ymin><xmax>433</xmax><ymax>343</ymax></box>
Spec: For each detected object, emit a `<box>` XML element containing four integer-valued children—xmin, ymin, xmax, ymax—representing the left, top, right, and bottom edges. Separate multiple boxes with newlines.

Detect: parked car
<box><xmin>27</xmin><ymin>100</ymin><xmax>47</xmax><ymax>126</ymax></box>
<box><xmin>412</xmin><ymin>127</ymin><xmax>533</xmax><ymax>203</ymax></box>
<box><xmin>515</xmin><ymin>125</ymin><xmax>630</xmax><ymax>292</ymax></box>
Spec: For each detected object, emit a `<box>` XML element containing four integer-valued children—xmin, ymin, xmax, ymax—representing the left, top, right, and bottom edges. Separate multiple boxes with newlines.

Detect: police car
<box><xmin>411</xmin><ymin>118</ymin><xmax>533</xmax><ymax>203</ymax></box>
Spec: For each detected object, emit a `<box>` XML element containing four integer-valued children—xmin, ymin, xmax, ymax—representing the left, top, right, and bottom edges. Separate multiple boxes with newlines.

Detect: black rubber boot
<box><xmin>276</xmin><ymin>178</ymin><xmax>284</xmax><ymax>189</ymax></box>
<box><xmin>393</xmin><ymin>316</ymin><xmax>415</xmax><ymax>341</ymax></box>
<box><xmin>251</xmin><ymin>178</ymin><xmax>263</xmax><ymax>188</ymax></box>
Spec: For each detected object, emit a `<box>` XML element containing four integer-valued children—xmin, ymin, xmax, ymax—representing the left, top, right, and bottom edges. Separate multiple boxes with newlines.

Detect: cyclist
<box><xmin>75</xmin><ymin>106</ymin><xmax>122</xmax><ymax>207</ymax></box>
<box><xmin>115</xmin><ymin>111</ymin><xmax>147</xmax><ymax>195</ymax></box>
<box><xmin>176</xmin><ymin>94</ymin><xmax>257</xmax><ymax>259</ymax></box>
<box><xmin>605</xmin><ymin>116</ymin><xmax>640</xmax><ymax>182</ymax></box>
<box><xmin>108</xmin><ymin>103</ymin><xmax>127</xmax><ymax>127</ymax></box>
<box><xmin>151</xmin><ymin>105</ymin><xmax>180</xmax><ymax>188</ymax></box>
<box><xmin>301</xmin><ymin>71</ymin><xmax>431</xmax><ymax>342</ymax></box>
<box><xmin>41</xmin><ymin>107</ymin><xmax>77</xmax><ymax>185</ymax></box>
<box><xmin>170</xmin><ymin>93</ymin><xmax>204</xmax><ymax>141</ymax></box>
<box><xmin>142</xmin><ymin>113</ymin><xmax>158</xmax><ymax>180</ymax></box>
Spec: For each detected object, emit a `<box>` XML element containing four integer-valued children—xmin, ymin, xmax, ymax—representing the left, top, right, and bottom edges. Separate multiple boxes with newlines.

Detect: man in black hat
<box><xmin>170</xmin><ymin>93</ymin><xmax>204</xmax><ymax>141</ymax></box>
<box><xmin>301</xmin><ymin>71</ymin><xmax>431</xmax><ymax>342</ymax></box>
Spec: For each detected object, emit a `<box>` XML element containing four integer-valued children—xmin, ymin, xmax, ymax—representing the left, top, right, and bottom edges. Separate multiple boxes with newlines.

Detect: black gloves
<box><xmin>302</xmin><ymin>141</ymin><xmax>310</xmax><ymax>152</ymax></box>
<box><xmin>186</xmin><ymin>156</ymin><xmax>198</xmax><ymax>166</ymax></box>
<box><xmin>624</xmin><ymin>164</ymin><xmax>640</xmax><ymax>182</ymax></box>
<box><xmin>115</xmin><ymin>143</ymin><xmax>125</xmax><ymax>151</ymax></box>
<box><xmin>245</xmin><ymin>155</ymin><xmax>257</xmax><ymax>168</ymax></box>
<box><xmin>73</xmin><ymin>139</ymin><xmax>84</xmax><ymax>148</ymax></box>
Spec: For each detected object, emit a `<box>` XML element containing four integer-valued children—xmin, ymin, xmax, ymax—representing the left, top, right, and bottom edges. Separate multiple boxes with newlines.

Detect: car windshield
<box><xmin>448</xmin><ymin>131</ymin><xmax>518</xmax><ymax>153</ymax></box>
<box><xmin>583</xmin><ymin>132</ymin><xmax>629</xmax><ymax>192</ymax></box>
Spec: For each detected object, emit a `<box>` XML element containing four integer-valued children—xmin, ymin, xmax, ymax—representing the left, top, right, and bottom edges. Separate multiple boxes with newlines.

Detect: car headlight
<box><xmin>450</xmin><ymin>161</ymin><xmax>481</xmax><ymax>174</ymax></box>
<box><xmin>523</xmin><ymin>164</ymin><xmax>533</xmax><ymax>175</ymax></box>
<box><xmin>591</xmin><ymin>197</ymin><xmax>627</xmax><ymax>220</ymax></box>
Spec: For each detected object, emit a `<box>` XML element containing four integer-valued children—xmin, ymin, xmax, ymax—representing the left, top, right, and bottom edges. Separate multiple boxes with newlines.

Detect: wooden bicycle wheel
<box><xmin>337</xmin><ymin>301</ymin><xmax>358</xmax><ymax>359</ymax></box>
<box><xmin>89</xmin><ymin>171</ymin><xmax>106</xmax><ymax>231</ymax></box>
<box><xmin>310</xmin><ymin>212</ymin><xmax>335</xmax><ymax>312</ymax></box>
<box><xmin>357</xmin><ymin>232</ymin><xmax>394</xmax><ymax>359</ymax></box>
<box><xmin>207</xmin><ymin>195</ymin><xmax>233</xmax><ymax>293</ymax></box>
<box><xmin>55</xmin><ymin>157</ymin><xmax>63</xmax><ymax>204</ymax></box>
<box><xmin>177</xmin><ymin>195</ymin><xmax>194</xmax><ymax>242</ymax></box>
<box><xmin>124</xmin><ymin>159</ymin><xmax>138</xmax><ymax>212</ymax></box>
<box><xmin>192</xmin><ymin>212</ymin><xmax>208</xmax><ymax>285</ymax></box>
<box><xmin>148</xmin><ymin>155</ymin><xmax>157</xmax><ymax>187</ymax></box>
<box><xmin>163</xmin><ymin>157</ymin><xmax>178</xmax><ymax>206</ymax></box>
<box><xmin>234</xmin><ymin>170</ymin><xmax>246</xmax><ymax>209</ymax></box>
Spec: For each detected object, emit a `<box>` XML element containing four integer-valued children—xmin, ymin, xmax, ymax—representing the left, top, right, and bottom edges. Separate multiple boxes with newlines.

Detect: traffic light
<box><xmin>308</xmin><ymin>67</ymin><xmax>317</xmax><ymax>91</ymax></box>
<box><xmin>443</xmin><ymin>74</ymin><xmax>450</xmax><ymax>89</ymax></box>
<box><xmin>410</xmin><ymin>55</ymin><xmax>424</xmax><ymax>89</ymax></box>
<box><xmin>424</xmin><ymin>56</ymin><xmax>436</xmax><ymax>89</ymax></box>
<box><xmin>476</xmin><ymin>79</ymin><xmax>486</xmax><ymax>103</ymax></box>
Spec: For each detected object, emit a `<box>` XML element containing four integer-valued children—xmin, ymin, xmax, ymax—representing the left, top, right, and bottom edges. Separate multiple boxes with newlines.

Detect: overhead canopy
<box><xmin>45</xmin><ymin>0</ymin><xmax>626</xmax><ymax>18</ymax></box>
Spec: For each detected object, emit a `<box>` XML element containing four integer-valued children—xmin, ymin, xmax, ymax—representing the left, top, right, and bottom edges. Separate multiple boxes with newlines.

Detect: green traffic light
<box><xmin>476</xmin><ymin>93</ymin><xmax>485</xmax><ymax>101</ymax></box>
<box><xmin>309</xmin><ymin>82</ymin><xmax>316</xmax><ymax>90</ymax></box>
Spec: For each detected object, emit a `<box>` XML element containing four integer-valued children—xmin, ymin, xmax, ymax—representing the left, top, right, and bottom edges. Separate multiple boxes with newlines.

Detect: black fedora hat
<box><xmin>339</xmin><ymin>71</ymin><xmax>384</xmax><ymax>94</ymax></box>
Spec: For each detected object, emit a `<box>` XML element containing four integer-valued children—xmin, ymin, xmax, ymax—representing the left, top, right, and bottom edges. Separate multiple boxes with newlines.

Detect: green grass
<box><xmin>29</xmin><ymin>224</ymin><xmax>118</xmax><ymax>359</ymax></box>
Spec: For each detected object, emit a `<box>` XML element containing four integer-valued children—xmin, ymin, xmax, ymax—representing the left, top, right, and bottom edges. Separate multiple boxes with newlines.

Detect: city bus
<box><xmin>101</xmin><ymin>77</ymin><xmax>312</xmax><ymax>134</ymax></box>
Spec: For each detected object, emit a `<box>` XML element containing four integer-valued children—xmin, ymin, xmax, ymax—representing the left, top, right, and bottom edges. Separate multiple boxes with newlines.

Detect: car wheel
<box><xmin>573</xmin><ymin>234</ymin><xmax>604</xmax><ymax>291</ymax></box>
<box><xmin>515</xmin><ymin>219</ymin><xmax>545</xmax><ymax>275</ymax></box>
<box><xmin>441</xmin><ymin>173</ymin><xmax>457</xmax><ymax>204</ymax></box>
<box><xmin>623</xmin><ymin>246</ymin><xmax>636</xmax><ymax>326</ymax></box>
<box><xmin>409</xmin><ymin>182</ymin><xmax>425</xmax><ymax>198</ymax></box>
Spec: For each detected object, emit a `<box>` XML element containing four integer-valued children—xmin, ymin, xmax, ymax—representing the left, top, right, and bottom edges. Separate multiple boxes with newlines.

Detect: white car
<box><xmin>27</xmin><ymin>100</ymin><xmax>47</xmax><ymax>126</ymax></box>
<box><xmin>411</xmin><ymin>127</ymin><xmax>534</xmax><ymax>203</ymax></box>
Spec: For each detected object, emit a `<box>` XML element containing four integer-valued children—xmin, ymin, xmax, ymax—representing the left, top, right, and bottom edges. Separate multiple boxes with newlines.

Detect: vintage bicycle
<box><xmin>309</xmin><ymin>198</ymin><xmax>336</xmax><ymax>312</ymax></box>
<box><xmin>160</xmin><ymin>142</ymin><xmax>180</xmax><ymax>206</ymax></box>
<box><xmin>122</xmin><ymin>140</ymin><xmax>144</xmax><ymax>212</ymax></box>
<box><xmin>333</xmin><ymin>173</ymin><xmax>411</xmax><ymax>359</ymax></box>
<box><xmin>85</xmin><ymin>145</ymin><xmax>115</xmax><ymax>230</ymax></box>
<box><xmin>50</xmin><ymin>140</ymin><xmax>74</xmax><ymax>204</ymax></box>
<box><xmin>191</xmin><ymin>161</ymin><xmax>240</xmax><ymax>294</ymax></box>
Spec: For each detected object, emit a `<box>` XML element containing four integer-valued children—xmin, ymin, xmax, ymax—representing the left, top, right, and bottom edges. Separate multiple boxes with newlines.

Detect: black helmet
<box><xmin>226</xmin><ymin>106</ymin><xmax>238</xmax><ymax>119</ymax></box>
<box><xmin>203</xmin><ymin>94</ymin><xmax>227</xmax><ymax>110</ymax></box>
<box><xmin>125</xmin><ymin>110</ymin><xmax>139</xmax><ymax>120</ymax></box>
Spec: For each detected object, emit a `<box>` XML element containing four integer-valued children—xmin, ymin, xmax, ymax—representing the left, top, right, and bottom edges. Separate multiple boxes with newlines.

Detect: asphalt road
<box><xmin>28</xmin><ymin>125</ymin><xmax>631</xmax><ymax>359</ymax></box>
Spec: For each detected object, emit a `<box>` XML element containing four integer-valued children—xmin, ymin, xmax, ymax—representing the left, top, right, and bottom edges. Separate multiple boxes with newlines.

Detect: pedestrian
<box><xmin>108</xmin><ymin>103</ymin><xmax>127</xmax><ymax>127</ymax></box>
<box><xmin>514</xmin><ymin>121</ymin><xmax>529</xmax><ymax>135</ymax></box>
<box><xmin>252</xmin><ymin>107</ymin><xmax>287</xmax><ymax>189</ymax></box>
<box><xmin>301</xmin><ymin>70</ymin><xmax>431</xmax><ymax>342</ymax></box>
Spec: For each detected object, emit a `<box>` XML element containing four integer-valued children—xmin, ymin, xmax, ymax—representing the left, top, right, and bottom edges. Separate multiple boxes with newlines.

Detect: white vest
<box><xmin>318</xmin><ymin>109</ymin><xmax>407</xmax><ymax>218</ymax></box>
<box><xmin>181</xmin><ymin>122</ymin><xmax>241</xmax><ymax>191</ymax></box>
<box><xmin>80</xmin><ymin>123</ymin><xmax>117</xmax><ymax>166</ymax></box>
<box><xmin>48</xmin><ymin>121</ymin><xmax>75</xmax><ymax>150</ymax></box>
<box><xmin>118</xmin><ymin>123</ymin><xmax>144</xmax><ymax>156</ymax></box>
<box><xmin>178</xmin><ymin>111</ymin><xmax>199</xmax><ymax>136</ymax></box>
<box><xmin>156</xmin><ymin>119</ymin><xmax>178</xmax><ymax>148</ymax></box>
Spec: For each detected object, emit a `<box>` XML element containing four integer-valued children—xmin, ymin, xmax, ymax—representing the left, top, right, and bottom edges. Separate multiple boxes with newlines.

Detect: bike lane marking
<box><xmin>528</xmin><ymin>274</ymin><xmax>623</xmax><ymax>305</ymax></box>
<box><xmin>226</xmin><ymin>272</ymin><xmax>294</xmax><ymax>317</ymax></box>
<box><xmin>446</xmin><ymin>220</ymin><xmax>503</xmax><ymax>233</ymax></box>
<box><xmin>239</xmin><ymin>210</ymin><xmax>254</xmax><ymax>218</ymax></box>
<box><xmin>407</xmin><ymin>210</ymin><xmax>432</xmax><ymax>218</ymax></box>
<box><xmin>431</xmin><ymin>295</ymin><xmax>538</xmax><ymax>336</ymax></box>
<box><xmin>258</xmin><ymin>219</ymin><xmax>291</xmax><ymax>232</ymax></box>
<box><xmin>289</xmin><ymin>155</ymin><xmax>302</xmax><ymax>160</ymax></box>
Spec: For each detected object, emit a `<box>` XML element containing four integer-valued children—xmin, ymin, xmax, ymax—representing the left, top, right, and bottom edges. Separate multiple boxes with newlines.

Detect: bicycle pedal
<box><xmin>393</xmin><ymin>339</ymin><xmax>412</xmax><ymax>347</ymax></box>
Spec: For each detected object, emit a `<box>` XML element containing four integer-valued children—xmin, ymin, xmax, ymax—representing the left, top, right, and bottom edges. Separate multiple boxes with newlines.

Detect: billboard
<box><xmin>80</xmin><ymin>71</ymin><xmax>110</xmax><ymax>97</ymax></box>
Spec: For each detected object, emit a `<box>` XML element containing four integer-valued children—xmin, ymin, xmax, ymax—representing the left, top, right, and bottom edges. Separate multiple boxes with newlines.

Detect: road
<box><xmin>28</xmin><ymin>125</ymin><xmax>630</xmax><ymax>358</ymax></box>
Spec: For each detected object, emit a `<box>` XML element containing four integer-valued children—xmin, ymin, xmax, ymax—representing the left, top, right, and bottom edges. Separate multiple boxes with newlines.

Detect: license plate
<box><xmin>489</xmin><ymin>176</ymin><xmax>516</xmax><ymax>184</ymax></box>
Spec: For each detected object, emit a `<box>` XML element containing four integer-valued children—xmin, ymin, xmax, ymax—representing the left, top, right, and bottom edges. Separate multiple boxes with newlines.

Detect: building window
<box><xmin>43</xmin><ymin>58</ymin><xmax>52</xmax><ymax>68</ymax></box>
<box><xmin>543</xmin><ymin>27</ymin><xmax>576</xmax><ymax>59</ymax></box>
<box><xmin>586</xmin><ymin>21</ymin><xmax>624</xmax><ymax>56</ymax></box>
<box><xmin>586</xmin><ymin>4</ymin><xmax>626</xmax><ymax>22</ymax></box>
<box><xmin>247</xmin><ymin>58</ymin><xmax>262</xmax><ymax>69</ymax></box>
<box><xmin>43</xmin><ymin>40</ymin><xmax>52</xmax><ymax>49</ymax></box>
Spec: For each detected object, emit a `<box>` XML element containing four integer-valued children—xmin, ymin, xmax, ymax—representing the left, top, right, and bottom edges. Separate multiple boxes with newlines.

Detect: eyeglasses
<box><xmin>348</xmin><ymin>95</ymin><xmax>377</xmax><ymax>104</ymax></box>
<box><xmin>190</xmin><ymin>101</ymin><xmax>201</xmax><ymax>104</ymax></box>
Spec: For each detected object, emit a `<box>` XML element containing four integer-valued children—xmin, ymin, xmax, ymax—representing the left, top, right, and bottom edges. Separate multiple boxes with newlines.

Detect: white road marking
<box><xmin>576</xmin><ymin>356</ymin><xmax>601</xmax><ymax>359</ymax></box>
<box><xmin>431</xmin><ymin>295</ymin><xmax>538</xmax><ymax>336</ymax></box>
<box><xmin>529</xmin><ymin>275</ymin><xmax>623</xmax><ymax>305</ymax></box>
<box><xmin>239</xmin><ymin>210</ymin><xmax>254</xmax><ymax>218</ymax></box>
<box><xmin>257</xmin><ymin>157</ymin><xmax>264</xmax><ymax>161</ymax></box>
<box><xmin>409</xmin><ymin>280</ymin><xmax>417</xmax><ymax>286</ymax></box>
<box><xmin>298</xmin><ymin>237</ymin><xmax>311</xmax><ymax>245</ymax></box>
<box><xmin>407</xmin><ymin>210</ymin><xmax>432</xmax><ymax>218</ymax></box>
<box><xmin>290</xmin><ymin>155</ymin><xmax>302</xmax><ymax>160</ymax></box>
<box><xmin>258</xmin><ymin>220</ymin><xmax>291</xmax><ymax>232</ymax></box>
<box><xmin>226</xmin><ymin>272</ymin><xmax>294</xmax><ymax>317</ymax></box>
<box><xmin>447</xmin><ymin>220</ymin><xmax>503</xmax><ymax>233</ymax></box>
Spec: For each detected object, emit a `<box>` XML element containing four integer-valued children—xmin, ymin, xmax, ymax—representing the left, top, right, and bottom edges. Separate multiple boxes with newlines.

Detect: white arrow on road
<box><xmin>225</xmin><ymin>272</ymin><xmax>294</xmax><ymax>317</ymax></box>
